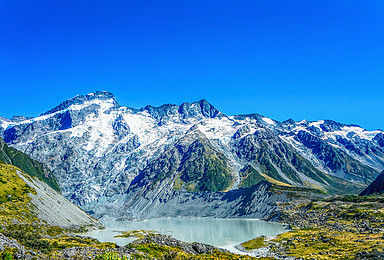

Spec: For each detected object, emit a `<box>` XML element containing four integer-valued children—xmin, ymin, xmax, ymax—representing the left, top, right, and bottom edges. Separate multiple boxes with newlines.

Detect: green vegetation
<box><xmin>273</xmin><ymin>228</ymin><xmax>384</xmax><ymax>259</ymax></box>
<box><xmin>236</xmin><ymin>133</ymin><xmax>367</xmax><ymax>195</ymax></box>
<box><xmin>49</xmin><ymin>235</ymin><xmax>116</xmax><ymax>250</ymax></box>
<box><xmin>127</xmin><ymin>243</ymin><xmax>257</xmax><ymax>260</ymax></box>
<box><xmin>96</xmin><ymin>253</ymin><xmax>128</xmax><ymax>260</ymax></box>
<box><xmin>114</xmin><ymin>230</ymin><xmax>158</xmax><ymax>239</ymax></box>
<box><xmin>0</xmin><ymin>251</ymin><xmax>14</xmax><ymax>260</ymax></box>
<box><xmin>0</xmin><ymin>138</ymin><xmax>60</xmax><ymax>191</ymax></box>
<box><xmin>324</xmin><ymin>195</ymin><xmax>384</xmax><ymax>203</ymax></box>
<box><xmin>178</xmin><ymin>140</ymin><xmax>234</xmax><ymax>192</ymax></box>
<box><xmin>239</xmin><ymin>165</ymin><xmax>266</xmax><ymax>188</ymax></box>
<box><xmin>132</xmin><ymin>243</ymin><xmax>183</xmax><ymax>259</ymax></box>
<box><xmin>0</xmin><ymin>163</ymin><xmax>39</xmax><ymax>225</ymax></box>
<box><xmin>3</xmin><ymin>225</ymin><xmax>52</xmax><ymax>254</ymax></box>
<box><xmin>270</xmin><ymin>183</ymin><xmax>325</xmax><ymax>194</ymax></box>
<box><xmin>241</xmin><ymin>236</ymin><xmax>266</xmax><ymax>250</ymax></box>
<box><xmin>173</xmin><ymin>175</ymin><xmax>183</xmax><ymax>191</ymax></box>
<box><xmin>270</xmin><ymin>197</ymin><xmax>384</xmax><ymax>259</ymax></box>
<box><xmin>147</xmin><ymin>138</ymin><xmax>233</xmax><ymax>193</ymax></box>
<box><xmin>239</xmin><ymin>165</ymin><xmax>294</xmax><ymax>188</ymax></box>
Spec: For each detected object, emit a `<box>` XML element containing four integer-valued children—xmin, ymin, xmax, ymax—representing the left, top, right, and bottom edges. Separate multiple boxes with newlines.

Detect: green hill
<box><xmin>0</xmin><ymin>138</ymin><xmax>60</xmax><ymax>192</ymax></box>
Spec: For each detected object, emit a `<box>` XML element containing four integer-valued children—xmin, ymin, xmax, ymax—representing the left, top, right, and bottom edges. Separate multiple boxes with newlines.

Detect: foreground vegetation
<box><xmin>240</xmin><ymin>195</ymin><xmax>384</xmax><ymax>259</ymax></box>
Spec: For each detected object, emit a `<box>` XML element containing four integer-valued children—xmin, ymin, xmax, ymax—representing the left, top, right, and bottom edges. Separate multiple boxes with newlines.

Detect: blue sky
<box><xmin>0</xmin><ymin>0</ymin><xmax>383</xmax><ymax>130</ymax></box>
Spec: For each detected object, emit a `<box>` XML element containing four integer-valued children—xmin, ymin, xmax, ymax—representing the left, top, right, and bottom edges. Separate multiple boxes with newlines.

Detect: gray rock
<box><xmin>130</xmin><ymin>234</ymin><xmax>225</xmax><ymax>255</ymax></box>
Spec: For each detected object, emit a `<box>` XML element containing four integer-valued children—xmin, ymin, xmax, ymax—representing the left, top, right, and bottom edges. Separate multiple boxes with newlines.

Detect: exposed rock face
<box><xmin>94</xmin><ymin>181</ymin><xmax>289</xmax><ymax>219</ymax></box>
<box><xmin>0</xmin><ymin>91</ymin><xmax>382</xmax><ymax>218</ymax></box>
<box><xmin>17</xmin><ymin>170</ymin><xmax>101</xmax><ymax>228</ymax></box>
<box><xmin>360</xmin><ymin>171</ymin><xmax>384</xmax><ymax>196</ymax></box>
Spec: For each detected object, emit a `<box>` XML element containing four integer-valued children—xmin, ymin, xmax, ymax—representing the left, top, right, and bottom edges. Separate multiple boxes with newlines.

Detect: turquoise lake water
<box><xmin>83</xmin><ymin>218</ymin><xmax>288</xmax><ymax>248</ymax></box>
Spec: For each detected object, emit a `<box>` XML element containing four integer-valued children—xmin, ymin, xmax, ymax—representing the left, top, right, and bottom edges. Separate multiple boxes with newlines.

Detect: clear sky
<box><xmin>0</xmin><ymin>1</ymin><xmax>383</xmax><ymax>130</ymax></box>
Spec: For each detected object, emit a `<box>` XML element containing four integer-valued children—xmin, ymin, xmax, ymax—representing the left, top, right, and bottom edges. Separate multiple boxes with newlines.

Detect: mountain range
<box><xmin>1</xmin><ymin>91</ymin><xmax>383</xmax><ymax>218</ymax></box>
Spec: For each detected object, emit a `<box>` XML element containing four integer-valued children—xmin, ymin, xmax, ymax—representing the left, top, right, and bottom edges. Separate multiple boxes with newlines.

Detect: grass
<box><xmin>114</xmin><ymin>229</ymin><xmax>159</xmax><ymax>239</ymax></box>
<box><xmin>0</xmin><ymin>138</ymin><xmax>60</xmax><ymax>192</ymax></box>
<box><xmin>0</xmin><ymin>163</ymin><xmax>39</xmax><ymax>225</ymax></box>
<box><xmin>128</xmin><ymin>243</ymin><xmax>257</xmax><ymax>260</ymax></box>
<box><xmin>132</xmin><ymin>243</ymin><xmax>183</xmax><ymax>259</ymax></box>
<box><xmin>272</xmin><ymin>228</ymin><xmax>384</xmax><ymax>259</ymax></box>
<box><xmin>0</xmin><ymin>251</ymin><xmax>15</xmax><ymax>260</ymax></box>
<box><xmin>48</xmin><ymin>235</ymin><xmax>116</xmax><ymax>250</ymax></box>
<box><xmin>270</xmin><ymin>197</ymin><xmax>384</xmax><ymax>259</ymax></box>
<box><xmin>96</xmin><ymin>252</ymin><xmax>129</xmax><ymax>260</ymax></box>
<box><xmin>241</xmin><ymin>236</ymin><xmax>266</xmax><ymax>250</ymax></box>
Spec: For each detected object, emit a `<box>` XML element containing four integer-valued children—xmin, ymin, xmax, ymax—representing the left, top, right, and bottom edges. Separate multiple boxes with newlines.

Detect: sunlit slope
<box><xmin>0</xmin><ymin>138</ymin><xmax>60</xmax><ymax>191</ymax></box>
<box><xmin>0</xmin><ymin>162</ymin><xmax>99</xmax><ymax>228</ymax></box>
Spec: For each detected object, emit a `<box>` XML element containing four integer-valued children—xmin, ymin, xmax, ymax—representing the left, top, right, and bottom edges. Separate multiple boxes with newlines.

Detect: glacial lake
<box><xmin>82</xmin><ymin>218</ymin><xmax>288</xmax><ymax>249</ymax></box>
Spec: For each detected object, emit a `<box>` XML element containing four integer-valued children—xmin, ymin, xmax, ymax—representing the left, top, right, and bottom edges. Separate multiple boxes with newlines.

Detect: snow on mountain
<box><xmin>1</xmin><ymin>91</ymin><xmax>383</xmax><ymax>218</ymax></box>
<box><xmin>282</xmin><ymin>119</ymin><xmax>384</xmax><ymax>171</ymax></box>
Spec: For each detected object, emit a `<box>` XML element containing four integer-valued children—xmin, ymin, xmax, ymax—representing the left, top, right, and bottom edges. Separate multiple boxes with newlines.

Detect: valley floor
<box><xmin>1</xmin><ymin>185</ymin><xmax>384</xmax><ymax>259</ymax></box>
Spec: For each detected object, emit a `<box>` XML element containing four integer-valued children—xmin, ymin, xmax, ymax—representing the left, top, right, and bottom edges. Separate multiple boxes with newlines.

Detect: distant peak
<box><xmin>183</xmin><ymin>99</ymin><xmax>223</xmax><ymax>118</ymax></box>
<box><xmin>282</xmin><ymin>119</ymin><xmax>296</xmax><ymax>125</ymax></box>
<box><xmin>41</xmin><ymin>91</ymin><xmax>118</xmax><ymax>116</ymax></box>
<box><xmin>138</xmin><ymin>99</ymin><xmax>223</xmax><ymax>120</ymax></box>
<box><xmin>85</xmin><ymin>91</ymin><xmax>115</xmax><ymax>100</ymax></box>
<box><xmin>196</xmin><ymin>99</ymin><xmax>209</xmax><ymax>104</ymax></box>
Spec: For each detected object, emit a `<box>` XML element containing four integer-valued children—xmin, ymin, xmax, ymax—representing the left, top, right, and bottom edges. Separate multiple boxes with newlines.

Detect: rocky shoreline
<box><xmin>0</xmin><ymin>232</ymin><xmax>238</xmax><ymax>259</ymax></box>
<box><xmin>2</xmin><ymin>195</ymin><xmax>384</xmax><ymax>259</ymax></box>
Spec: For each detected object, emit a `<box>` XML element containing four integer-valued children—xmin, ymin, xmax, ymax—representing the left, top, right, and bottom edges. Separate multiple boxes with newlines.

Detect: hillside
<box><xmin>360</xmin><ymin>170</ymin><xmax>384</xmax><ymax>196</ymax></box>
<box><xmin>0</xmin><ymin>138</ymin><xmax>60</xmax><ymax>191</ymax></box>
<box><xmin>0</xmin><ymin>162</ymin><xmax>99</xmax><ymax>228</ymax></box>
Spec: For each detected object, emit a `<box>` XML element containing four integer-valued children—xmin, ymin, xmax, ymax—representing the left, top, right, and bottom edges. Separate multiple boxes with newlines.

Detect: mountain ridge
<box><xmin>1</xmin><ymin>91</ymin><xmax>383</xmax><ymax>219</ymax></box>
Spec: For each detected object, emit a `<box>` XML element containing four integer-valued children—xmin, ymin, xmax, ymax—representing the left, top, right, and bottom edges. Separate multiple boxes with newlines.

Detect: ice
<box><xmin>262</xmin><ymin>117</ymin><xmax>275</xmax><ymax>125</ymax></box>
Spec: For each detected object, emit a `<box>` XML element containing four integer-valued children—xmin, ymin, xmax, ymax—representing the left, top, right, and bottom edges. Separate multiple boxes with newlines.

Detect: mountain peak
<box><xmin>194</xmin><ymin>99</ymin><xmax>222</xmax><ymax>118</ymax></box>
<box><xmin>179</xmin><ymin>99</ymin><xmax>223</xmax><ymax>119</ymax></box>
<box><xmin>41</xmin><ymin>91</ymin><xmax>118</xmax><ymax>116</ymax></box>
<box><xmin>139</xmin><ymin>99</ymin><xmax>223</xmax><ymax>122</ymax></box>
<box><xmin>85</xmin><ymin>91</ymin><xmax>115</xmax><ymax>100</ymax></box>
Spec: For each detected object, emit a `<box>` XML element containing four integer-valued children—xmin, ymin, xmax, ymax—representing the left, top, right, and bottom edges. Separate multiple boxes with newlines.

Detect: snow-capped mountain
<box><xmin>1</xmin><ymin>91</ymin><xmax>383</xmax><ymax>218</ymax></box>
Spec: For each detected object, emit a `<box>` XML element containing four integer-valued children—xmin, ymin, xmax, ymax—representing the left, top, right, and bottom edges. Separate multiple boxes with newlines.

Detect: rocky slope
<box><xmin>0</xmin><ymin>137</ymin><xmax>60</xmax><ymax>191</ymax></box>
<box><xmin>0</xmin><ymin>162</ymin><xmax>100</xmax><ymax>229</ymax></box>
<box><xmin>360</xmin><ymin>170</ymin><xmax>384</xmax><ymax>196</ymax></box>
<box><xmin>0</xmin><ymin>139</ymin><xmax>100</xmax><ymax>228</ymax></box>
<box><xmin>95</xmin><ymin>181</ymin><xmax>286</xmax><ymax>219</ymax></box>
<box><xmin>1</xmin><ymin>91</ymin><xmax>383</xmax><ymax>218</ymax></box>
